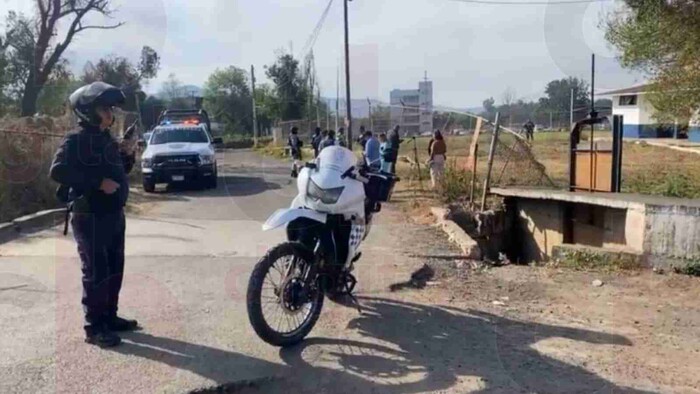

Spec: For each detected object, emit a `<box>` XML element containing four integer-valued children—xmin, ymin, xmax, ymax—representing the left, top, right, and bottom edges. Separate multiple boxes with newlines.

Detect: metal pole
<box><xmin>367</xmin><ymin>98</ymin><xmax>373</xmax><ymax>131</ymax></box>
<box><xmin>335</xmin><ymin>64</ymin><xmax>339</xmax><ymax>131</ymax></box>
<box><xmin>251</xmin><ymin>65</ymin><xmax>258</xmax><ymax>146</ymax></box>
<box><xmin>549</xmin><ymin>112</ymin><xmax>553</xmax><ymax>130</ymax></box>
<box><xmin>591</xmin><ymin>53</ymin><xmax>596</xmax><ymax>116</ymax></box>
<box><xmin>412</xmin><ymin>137</ymin><xmax>423</xmax><ymax>190</ymax></box>
<box><xmin>316</xmin><ymin>88</ymin><xmax>320</xmax><ymax>127</ymax></box>
<box><xmin>481</xmin><ymin>112</ymin><xmax>501</xmax><ymax>211</ymax></box>
<box><xmin>327</xmin><ymin>99</ymin><xmax>331</xmax><ymax>130</ymax></box>
<box><xmin>589</xmin><ymin>53</ymin><xmax>595</xmax><ymax>192</ymax></box>
<box><xmin>570</xmin><ymin>87</ymin><xmax>574</xmax><ymax>127</ymax></box>
<box><xmin>344</xmin><ymin>0</ymin><xmax>353</xmax><ymax>149</ymax></box>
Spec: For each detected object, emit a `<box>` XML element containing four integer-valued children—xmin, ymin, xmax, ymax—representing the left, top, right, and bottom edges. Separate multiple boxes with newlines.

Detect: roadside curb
<box><xmin>430</xmin><ymin>207</ymin><xmax>482</xmax><ymax>260</ymax></box>
<box><xmin>0</xmin><ymin>208</ymin><xmax>66</xmax><ymax>244</ymax></box>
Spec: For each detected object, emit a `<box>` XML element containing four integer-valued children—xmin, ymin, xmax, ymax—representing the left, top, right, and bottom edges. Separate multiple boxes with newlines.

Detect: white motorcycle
<box><xmin>246</xmin><ymin>146</ymin><xmax>397</xmax><ymax>347</ymax></box>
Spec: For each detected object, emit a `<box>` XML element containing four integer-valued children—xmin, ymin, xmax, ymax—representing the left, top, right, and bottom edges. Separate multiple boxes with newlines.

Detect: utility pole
<box><xmin>343</xmin><ymin>0</ymin><xmax>353</xmax><ymax>149</ymax></box>
<box><xmin>570</xmin><ymin>87</ymin><xmax>574</xmax><ymax>128</ymax></box>
<box><xmin>367</xmin><ymin>98</ymin><xmax>373</xmax><ymax>131</ymax></box>
<box><xmin>549</xmin><ymin>111</ymin><xmax>553</xmax><ymax>130</ymax></box>
<box><xmin>316</xmin><ymin>88</ymin><xmax>321</xmax><ymax>127</ymax></box>
<box><xmin>335</xmin><ymin>64</ymin><xmax>339</xmax><ymax>131</ymax></box>
<box><xmin>251</xmin><ymin>65</ymin><xmax>258</xmax><ymax>146</ymax></box>
<box><xmin>327</xmin><ymin>99</ymin><xmax>331</xmax><ymax>129</ymax></box>
<box><xmin>591</xmin><ymin>53</ymin><xmax>596</xmax><ymax>117</ymax></box>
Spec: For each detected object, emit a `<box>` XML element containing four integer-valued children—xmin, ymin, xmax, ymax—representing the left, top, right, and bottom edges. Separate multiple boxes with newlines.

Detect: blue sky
<box><xmin>1</xmin><ymin>0</ymin><xmax>643</xmax><ymax>108</ymax></box>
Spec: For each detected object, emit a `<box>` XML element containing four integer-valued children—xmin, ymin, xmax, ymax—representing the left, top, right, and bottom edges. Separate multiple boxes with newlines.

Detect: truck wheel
<box><xmin>208</xmin><ymin>175</ymin><xmax>218</xmax><ymax>189</ymax></box>
<box><xmin>143</xmin><ymin>180</ymin><xmax>155</xmax><ymax>193</ymax></box>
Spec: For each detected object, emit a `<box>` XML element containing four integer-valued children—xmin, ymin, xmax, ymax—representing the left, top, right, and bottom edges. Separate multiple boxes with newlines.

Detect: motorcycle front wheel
<box><xmin>246</xmin><ymin>242</ymin><xmax>324</xmax><ymax>347</ymax></box>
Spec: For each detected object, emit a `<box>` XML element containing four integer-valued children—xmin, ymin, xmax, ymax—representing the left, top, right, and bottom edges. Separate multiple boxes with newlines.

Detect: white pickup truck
<box><xmin>140</xmin><ymin>124</ymin><xmax>222</xmax><ymax>192</ymax></box>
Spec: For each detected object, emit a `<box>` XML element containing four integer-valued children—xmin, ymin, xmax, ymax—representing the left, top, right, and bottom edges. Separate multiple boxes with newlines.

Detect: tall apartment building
<box><xmin>390</xmin><ymin>78</ymin><xmax>433</xmax><ymax>135</ymax></box>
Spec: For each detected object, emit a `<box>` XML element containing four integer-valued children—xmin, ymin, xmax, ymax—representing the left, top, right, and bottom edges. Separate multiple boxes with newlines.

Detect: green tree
<box><xmin>36</xmin><ymin>71</ymin><xmax>80</xmax><ymax>116</ymax></box>
<box><xmin>481</xmin><ymin>97</ymin><xmax>496</xmax><ymax>119</ymax></box>
<box><xmin>82</xmin><ymin>46</ymin><xmax>160</xmax><ymax>111</ymax></box>
<box><xmin>605</xmin><ymin>0</ymin><xmax>700</xmax><ymax>122</ymax></box>
<box><xmin>203</xmin><ymin>66</ymin><xmax>253</xmax><ymax>135</ymax></box>
<box><xmin>159</xmin><ymin>73</ymin><xmax>191</xmax><ymax>109</ymax></box>
<box><xmin>254</xmin><ymin>83</ymin><xmax>280</xmax><ymax>133</ymax></box>
<box><xmin>539</xmin><ymin>77</ymin><xmax>590</xmax><ymax>115</ymax></box>
<box><xmin>265</xmin><ymin>53</ymin><xmax>307</xmax><ymax>121</ymax></box>
<box><xmin>2</xmin><ymin>1</ymin><xmax>124</xmax><ymax>116</ymax></box>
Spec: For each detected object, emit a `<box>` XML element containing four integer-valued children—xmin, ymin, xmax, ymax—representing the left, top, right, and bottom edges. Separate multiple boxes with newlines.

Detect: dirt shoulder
<box><xmin>407</xmin><ymin>217</ymin><xmax>700</xmax><ymax>393</ymax></box>
<box><xmin>228</xmin><ymin>205</ymin><xmax>699</xmax><ymax>394</ymax></box>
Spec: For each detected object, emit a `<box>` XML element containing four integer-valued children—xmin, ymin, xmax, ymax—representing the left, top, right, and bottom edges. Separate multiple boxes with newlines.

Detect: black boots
<box><xmin>84</xmin><ymin>316</ymin><xmax>139</xmax><ymax>348</ymax></box>
<box><xmin>105</xmin><ymin>316</ymin><xmax>139</xmax><ymax>332</ymax></box>
<box><xmin>84</xmin><ymin>325</ymin><xmax>121</xmax><ymax>348</ymax></box>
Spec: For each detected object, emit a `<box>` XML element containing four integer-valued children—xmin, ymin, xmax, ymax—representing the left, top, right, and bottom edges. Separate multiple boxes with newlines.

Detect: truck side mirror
<box><xmin>213</xmin><ymin>137</ymin><xmax>223</xmax><ymax>145</ymax></box>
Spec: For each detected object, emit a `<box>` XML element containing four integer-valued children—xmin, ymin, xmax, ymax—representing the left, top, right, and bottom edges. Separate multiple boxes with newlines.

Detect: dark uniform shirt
<box><xmin>50</xmin><ymin>124</ymin><xmax>133</xmax><ymax>214</ymax></box>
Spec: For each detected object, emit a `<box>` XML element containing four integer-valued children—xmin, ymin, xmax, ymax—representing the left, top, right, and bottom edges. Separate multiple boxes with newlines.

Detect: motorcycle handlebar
<box><xmin>341</xmin><ymin>166</ymin><xmax>369</xmax><ymax>184</ymax></box>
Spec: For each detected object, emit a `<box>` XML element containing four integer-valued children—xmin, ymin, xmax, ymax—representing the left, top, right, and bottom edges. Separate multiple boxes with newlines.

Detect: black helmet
<box><xmin>69</xmin><ymin>82</ymin><xmax>126</xmax><ymax>126</ymax></box>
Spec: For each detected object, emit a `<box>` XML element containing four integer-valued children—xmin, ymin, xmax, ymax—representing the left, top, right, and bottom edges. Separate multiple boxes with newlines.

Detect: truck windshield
<box><xmin>151</xmin><ymin>128</ymin><xmax>209</xmax><ymax>145</ymax></box>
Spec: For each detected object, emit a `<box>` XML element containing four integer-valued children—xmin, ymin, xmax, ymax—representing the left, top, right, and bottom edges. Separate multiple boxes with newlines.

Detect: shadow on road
<box><xmin>270</xmin><ymin>297</ymin><xmax>651</xmax><ymax>394</ymax></box>
<box><xmin>114</xmin><ymin>297</ymin><xmax>652</xmax><ymax>393</ymax></box>
<box><xmin>142</xmin><ymin>176</ymin><xmax>283</xmax><ymax>198</ymax></box>
<box><xmin>115</xmin><ymin>332</ymin><xmax>282</xmax><ymax>388</ymax></box>
<box><xmin>220</xmin><ymin>175</ymin><xmax>283</xmax><ymax>197</ymax></box>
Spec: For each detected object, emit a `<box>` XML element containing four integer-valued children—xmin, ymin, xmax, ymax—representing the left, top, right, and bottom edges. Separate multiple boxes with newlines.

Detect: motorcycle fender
<box><xmin>262</xmin><ymin>208</ymin><xmax>327</xmax><ymax>231</ymax></box>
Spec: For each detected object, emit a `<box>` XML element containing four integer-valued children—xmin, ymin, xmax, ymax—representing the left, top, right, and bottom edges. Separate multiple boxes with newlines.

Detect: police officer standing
<box><xmin>50</xmin><ymin>82</ymin><xmax>138</xmax><ymax>348</ymax></box>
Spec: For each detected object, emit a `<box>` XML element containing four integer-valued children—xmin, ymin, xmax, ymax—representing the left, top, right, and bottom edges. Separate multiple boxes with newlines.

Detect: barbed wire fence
<box><xmin>0</xmin><ymin>111</ymin><xmax>142</xmax><ymax>222</ymax></box>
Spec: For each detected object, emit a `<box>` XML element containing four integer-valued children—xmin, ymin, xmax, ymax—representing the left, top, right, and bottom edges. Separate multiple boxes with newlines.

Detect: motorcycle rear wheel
<box><xmin>246</xmin><ymin>242</ymin><xmax>324</xmax><ymax>347</ymax></box>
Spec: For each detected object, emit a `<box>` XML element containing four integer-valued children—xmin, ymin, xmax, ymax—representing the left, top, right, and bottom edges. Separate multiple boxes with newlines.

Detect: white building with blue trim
<box><xmin>601</xmin><ymin>84</ymin><xmax>700</xmax><ymax>142</ymax></box>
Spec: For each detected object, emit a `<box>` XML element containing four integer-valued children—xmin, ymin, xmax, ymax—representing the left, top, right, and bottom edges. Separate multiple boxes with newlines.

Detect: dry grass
<box><xmin>0</xmin><ymin>133</ymin><xmax>63</xmax><ymax>222</ymax></box>
<box><xmin>252</xmin><ymin>132</ymin><xmax>700</xmax><ymax>217</ymax></box>
<box><xmin>0</xmin><ymin>116</ymin><xmax>80</xmax><ymax>222</ymax></box>
<box><xmin>395</xmin><ymin>132</ymin><xmax>700</xmax><ymax>203</ymax></box>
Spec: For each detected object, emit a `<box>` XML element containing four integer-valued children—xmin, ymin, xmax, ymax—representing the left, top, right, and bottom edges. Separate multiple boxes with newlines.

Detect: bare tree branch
<box><xmin>14</xmin><ymin>0</ymin><xmax>125</xmax><ymax>114</ymax></box>
<box><xmin>74</xmin><ymin>22</ymin><xmax>124</xmax><ymax>33</ymax></box>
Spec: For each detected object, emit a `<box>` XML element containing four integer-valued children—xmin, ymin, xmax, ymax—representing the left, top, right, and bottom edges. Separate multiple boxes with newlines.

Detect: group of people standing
<box><xmin>357</xmin><ymin>125</ymin><xmax>402</xmax><ymax>174</ymax></box>
<box><xmin>288</xmin><ymin>125</ymin><xmax>402</xmax><ymax>174</ymax></box>
<box><xmin>288</xmin><ymin>124</ymin><xmax>448</xmax><ymax>189</ymax></box>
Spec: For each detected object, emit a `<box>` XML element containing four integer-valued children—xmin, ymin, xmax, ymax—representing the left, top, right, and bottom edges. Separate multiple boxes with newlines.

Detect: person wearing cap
<box><xmin>50</xmin><ymin>82</ymin><xmax>139</xmax><ymax>348</ymax></box>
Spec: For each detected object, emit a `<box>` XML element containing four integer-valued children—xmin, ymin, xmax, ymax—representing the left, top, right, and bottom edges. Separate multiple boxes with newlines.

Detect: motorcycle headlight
<box><xmin>307</xmin><ymin>179</ymin><xmax>344</xmax><ymax>204</ymax></box>
<box><xmin>142</xmin><ymin>157</ymin><xmax>153</xmax><ymax>168</ymax></box>
<box><xmin>199</xmin><ymin>154</ymin><xmax>215</xmax><ymax>165</ymax></box>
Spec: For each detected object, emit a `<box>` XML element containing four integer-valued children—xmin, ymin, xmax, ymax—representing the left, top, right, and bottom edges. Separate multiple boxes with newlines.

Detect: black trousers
<box><xmin>71</xmin><ymin>210</ymin><xmax>126</xmax><ymax>330</ymax></box>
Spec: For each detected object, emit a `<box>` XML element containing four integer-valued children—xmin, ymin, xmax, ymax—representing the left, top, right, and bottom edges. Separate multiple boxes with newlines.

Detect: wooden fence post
<box><xmin>468</xmin><ymin>117</ymin><xmax>483</xmax><ymax>205</ymax></box>
<box><xmin>481</xmin><ymin>112</ymin><xmax>501</xmax><ymax>211</ymax></box>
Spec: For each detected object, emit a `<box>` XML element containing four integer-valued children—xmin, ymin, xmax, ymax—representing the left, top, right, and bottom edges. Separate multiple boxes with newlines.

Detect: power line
<box><xmin>450</xmin><ymin>0</ymin><xmax>610</xmax><ymax>4</ymax></box>
<box><xmin>265</xmin><ymin>0</ymin><xmax>333</xmax><ymax>106</ymax></box>
<box><xmin>299</xmin><ymin>0</ymin><xmax>335</xmax><ymax>59</ymax></box>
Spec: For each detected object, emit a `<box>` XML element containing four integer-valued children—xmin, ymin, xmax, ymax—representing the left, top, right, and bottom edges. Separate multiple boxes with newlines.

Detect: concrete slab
<box><xmin>430</xmin><ymin>207</ymin><xmax>481</xmax><ymax>260</ymax></box>
<box><xmin>491</xmin><ymin>187</ymin><xmax>700</xmax><ymax>209</ymax></box>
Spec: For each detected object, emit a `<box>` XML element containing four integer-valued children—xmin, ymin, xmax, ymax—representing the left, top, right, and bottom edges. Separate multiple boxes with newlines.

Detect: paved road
<box><xmin>0</xmin><ymin>149</ymin><xmax>443</xmax><ymax>394</ymax></box>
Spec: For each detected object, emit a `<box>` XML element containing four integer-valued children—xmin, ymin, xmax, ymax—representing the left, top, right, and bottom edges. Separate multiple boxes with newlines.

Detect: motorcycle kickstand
<box><xmin>344</xmin><ymin>281</ymin><xmax>363</xmax><ymax>315</ymax></box>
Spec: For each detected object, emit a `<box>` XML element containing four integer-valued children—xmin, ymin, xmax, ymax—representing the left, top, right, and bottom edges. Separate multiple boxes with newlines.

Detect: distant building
<box><xmin>600</xmin><ymin>83</ymin><xmax>699</xmax><ymax>141</ymax></box>
<box><xmin>390</xmin><ymin>77</ymin><xmax>433</xmax><ymax>135</ymax></box>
